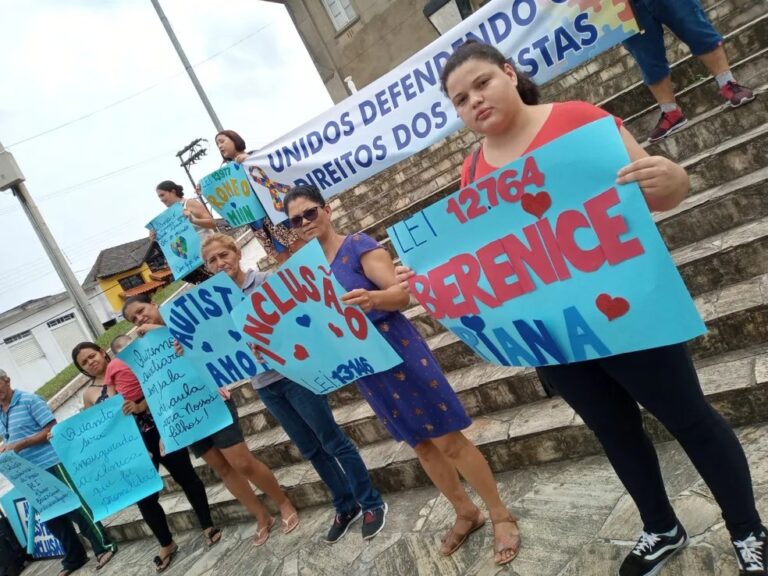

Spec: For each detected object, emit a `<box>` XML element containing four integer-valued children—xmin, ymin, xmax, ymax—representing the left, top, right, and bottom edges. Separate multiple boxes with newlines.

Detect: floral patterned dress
<box><xmin>331</xmin><ymin>233</ymin><xmax>471</xmax><ymax>447</ymax></box>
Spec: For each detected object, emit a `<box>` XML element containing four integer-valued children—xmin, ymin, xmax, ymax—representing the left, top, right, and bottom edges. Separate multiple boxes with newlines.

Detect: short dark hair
<box><xmin>71</xmin><ymin>342</ymin><xmax>106</xmax><ymax>375</ymax></box>
<box><xmin>283</xmin><ymin>184</ymin><xmax>326</xmax><ymax>214</ymax></box>
<box><xmin>122</xmin><ymin>293</ymin><xmax>152</xmax><ymax>319</ymax></box>
<box><xmin>156</xmin><ymin>180</ymin><xmax>184</xmax><ymax>198</ymax></box>
<box><xmin>440</xmin><ymin>40</ymin><xmax>539</xmax><ymax>105</ymax></box>
<box><xmin>215</xmin><ymin>130</ymin><xmax>247</xmax><ymax>161</ymax></box>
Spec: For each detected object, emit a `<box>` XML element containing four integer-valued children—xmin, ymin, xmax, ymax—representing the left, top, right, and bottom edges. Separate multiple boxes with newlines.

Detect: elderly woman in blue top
<box><xmin>200</xmin><ymin>233</ymin><xmax>388</xmax><ymax>543</ymax></box>
<box><xmin>0</xmin><ymin>369</ymin><xmax>117</xmax><ymax>576</ymax></box>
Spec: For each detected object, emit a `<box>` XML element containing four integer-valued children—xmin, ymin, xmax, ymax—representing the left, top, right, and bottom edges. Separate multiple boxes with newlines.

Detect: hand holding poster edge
<box><xmin>385</xmin><ymin>117</ymin><xmax>705</xmax><ymax>367</ymax></box>
<box><xmin>229</xmin><ymin>240</ymin><xmax>402</xmax><ymax>394</ymax></box>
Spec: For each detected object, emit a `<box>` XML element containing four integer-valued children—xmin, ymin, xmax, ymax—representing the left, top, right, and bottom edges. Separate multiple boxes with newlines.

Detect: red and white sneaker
<box><xmin>648</xmin><ymin>108</ymin><xmax>688</xmax><ymax>143</ymax></box>
<box><xmin>720</xmin><ymin>81</ymin><xmax>756</xmax><ymax>108</ymax></box>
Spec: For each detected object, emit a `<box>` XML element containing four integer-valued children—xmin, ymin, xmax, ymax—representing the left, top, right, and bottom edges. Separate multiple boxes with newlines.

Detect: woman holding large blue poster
<box><xmin>283</xmin><ymin>186</ymin><xmax>520</xmax><ymax>566</ymax></box>
<box><xmin>395</xmin><ymin>41</ymin><xmax>765</xmax><ymax>576</ymax></box>
<box><xmin>72</xmin><ymin>341</ymin><xmax>220</xmax><ymax>573</ymax></box>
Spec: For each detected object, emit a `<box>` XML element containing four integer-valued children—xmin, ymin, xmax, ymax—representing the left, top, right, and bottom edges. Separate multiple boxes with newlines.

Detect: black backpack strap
<box><xmin>468</xmin><ymin>145</ymin><xmax>481</xmax><ymax>184</ymax></box>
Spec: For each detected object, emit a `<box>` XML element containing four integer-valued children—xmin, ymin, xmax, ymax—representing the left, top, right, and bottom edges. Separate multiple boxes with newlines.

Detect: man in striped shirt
<box><xmin>0</xmin><ymin>369</ymin><xmax>117</xmax><ymax>576</ymax></box>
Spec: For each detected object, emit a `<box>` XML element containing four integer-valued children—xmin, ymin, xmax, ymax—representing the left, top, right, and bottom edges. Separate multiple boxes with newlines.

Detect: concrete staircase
<box><xmin>102</xmin><ymin>0</ymin><xmax>768</xmax><ymax>543</ymax></box>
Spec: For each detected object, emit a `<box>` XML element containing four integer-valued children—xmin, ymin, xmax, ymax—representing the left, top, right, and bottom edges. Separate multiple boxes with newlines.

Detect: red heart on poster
<box><xmin>596</xmin><ymin>293</ymin><xmax>630</xmax><ymax>321</ymax></box>
<box><xmin>293</xmin><ymin>344</ymin><xmax>309</xmax><ymax>360</ymax></box>
<box><xmin>521</xmin><ymin>191</ymin><xmax>551</xmax><ymax>219</ymax></box>
<box><xmin>328</xmin><ymin>322</ymin><xmax>343</xmax><ymax>338</ymax></box>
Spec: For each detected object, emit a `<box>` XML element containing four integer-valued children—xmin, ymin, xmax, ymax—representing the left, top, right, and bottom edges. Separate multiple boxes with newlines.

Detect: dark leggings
<box><xmin>137</xmin><ymin>425</ymin><xmax>213</xmax><ymax>547</ymax></box>
<box><xmin>538</xmin><ymin>343</ymin><xmax>761</xmax><ymax>539</ymax></box>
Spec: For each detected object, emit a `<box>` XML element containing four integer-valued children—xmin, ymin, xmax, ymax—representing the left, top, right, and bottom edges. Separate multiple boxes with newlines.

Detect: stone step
<box><xmin>102</xmin><ymin>344</ymin><xmax>768</xmax><ymax>543</ymax></box>
<box><xmin>554</xmin><ymin>4</ymin><xmax>767</xmax><ymax>111</ymax></box>
<box><xmin>425</xmin><ymin>271</ymin><xmax>768</xmax><ymax>373</ymax></box>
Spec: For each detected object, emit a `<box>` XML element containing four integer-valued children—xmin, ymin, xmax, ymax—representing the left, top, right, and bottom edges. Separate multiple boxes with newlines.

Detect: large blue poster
<box><xmin>387</xmin><ymin>117</ymin><xmax>706</xmax><ymax>367</ymax></box>
<box><xmin>160</xmin><ymin>272</ymin><xmax>269</xmax><ymax>388</ymax></box>
<box><xmin>118</xmin><ymin>328</ymin><xmax>233</xmax><ymax>451</ymax></box>
<box><xmin>147</xmin><ymin>203</ymin><xmax>204</xmax><ymax>280</ymax></box>
<box><xmin>200</xmin><ymin>163</ymin><xmax>266</xmax><ymax>227</ymax></box>
<box><xmin>230</xmin><ymin>240</ymin><xmax>402</xmax><ymax>394</ymax></box>
<box><xmin>0</xmin><ymin>453</ymin><xmax>80</xmax><ymax>522</ymax></box>
<box><xmin>50</xmin><ymin>395</ymin><xmax>163</xmax><ymax>522</ymax></box>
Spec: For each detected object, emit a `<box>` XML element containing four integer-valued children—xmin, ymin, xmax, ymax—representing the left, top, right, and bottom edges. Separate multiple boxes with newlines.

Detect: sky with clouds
<box><xmin>0</xmin><ymin>0</ymin><xmax>333</xmax><ymax>314</ymax></box>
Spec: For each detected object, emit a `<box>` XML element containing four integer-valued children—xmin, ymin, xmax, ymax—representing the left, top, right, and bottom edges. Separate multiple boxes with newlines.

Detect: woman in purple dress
<box><xmin>284</xmin><ymin>185</ymin><xmax>520</xmax><ymax>567</ymax></box>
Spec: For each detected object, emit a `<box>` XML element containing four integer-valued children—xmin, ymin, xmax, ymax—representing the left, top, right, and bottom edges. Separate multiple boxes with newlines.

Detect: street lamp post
<box><xmin>0</xmin><ymin>141</ymin><xmax>103</xmax><ymax>340</ymax></box>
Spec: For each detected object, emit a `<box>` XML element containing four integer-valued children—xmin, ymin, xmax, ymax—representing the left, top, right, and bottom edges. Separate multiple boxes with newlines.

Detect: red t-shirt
<box><xmin>460</xmin><ymin>101</ymin><xmax>623</xmax><ymax>187</ymax></box>
<box><xmin>104</xmin><ymin>358</ymin><xmax>144</xmax><ymax>402</ymax></box>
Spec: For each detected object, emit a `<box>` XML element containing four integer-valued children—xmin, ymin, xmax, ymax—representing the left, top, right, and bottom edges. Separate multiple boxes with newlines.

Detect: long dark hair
<box><xmin>156</xmin><ymin>180</ymin><xmax>184</xmax><ymax>198</ymax></box>
<box><xmin>440</xmin><ymin>40</ymin><xmax>539</xmax><ymax>105</ymax></box>
<box><xmin>216</xmin><ymin>130</ymin><xmax>247</xmax><ymax>162</ymax></box>
<box><xmin>283</xmin><ymin>184</ymin><xmax>326</xmax><ymax>214</ymax></box>
<box><xmin>71</xmin><ymin>342</ymin><xmax>108</xmax><ymax>376</ymax></box>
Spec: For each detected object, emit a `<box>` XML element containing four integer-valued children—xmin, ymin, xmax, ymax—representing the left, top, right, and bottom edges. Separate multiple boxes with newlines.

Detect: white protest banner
<box><xmin>244</xmin><ymin>0</ymin><xmax>638</xmax><ymax>222</ymax></box>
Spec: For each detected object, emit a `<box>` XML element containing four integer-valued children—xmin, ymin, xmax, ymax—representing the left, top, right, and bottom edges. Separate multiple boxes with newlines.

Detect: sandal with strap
<box><xmin>492</xmin><ymin>515</ymin><xmax>521</xmax><ymax>566</ymax></box>
<box><xmin>254</xmin><ymin>516</ymin><xmax>276</xmax><ymax>547</ymax></box>
<box><xmin>204</xmin><ymin>527</ymin><xmax>223</xmax><ymax>548</ymax></box>
<box><xmin>439</xmin><ymin>508</ymin><xmax>486</xmax><ymax>556</ymax></box>
<box><xmin>96</xmin><ymin>550</ymin><xmax>116</xmax><ymax>570</ymax></box>
<box><xmin>153</xmin><ymin>543</ymin><xmax>179</xmax><ymax>573</ymax></box>
<box><xmin>281</xmin><ymin>511</ymin><xmax>299</xmax><ymax>535</ymax></box>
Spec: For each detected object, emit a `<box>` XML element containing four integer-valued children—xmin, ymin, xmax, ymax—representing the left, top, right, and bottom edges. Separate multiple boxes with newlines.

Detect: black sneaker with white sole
<box><xmin>618</xmin><ymin>522</ymin><xmax>689</xmax><ymax>576</ymax></box>
<box><xmin>325</xmin><ymin>505</ymin><xmax>362</xmax><ymax>544</ymax></box>
<box><xmin>732</xmin><ymin>527</ymin><xmax>767</xmax><ymax>575</ymax></box>
<box><xmin>361</xmin><ymin>503</ymin><xmax>388</xmax><ymax>541</ymax></box>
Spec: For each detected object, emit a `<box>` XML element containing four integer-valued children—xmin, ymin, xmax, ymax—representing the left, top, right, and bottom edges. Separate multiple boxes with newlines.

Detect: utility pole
<box><xmin>0</xmin><ymin>141</ymin><xmax>103</xmax><ymax>340</ymax></box>
<box><xmin>176</xmin><ymin>137</ymin><xmax>219</xmax><ymax>229</ymax></box>
<box><xmin>151</xmin><ymin>0</ymin><xmax>224</xmax><ymax>133</ymax></box>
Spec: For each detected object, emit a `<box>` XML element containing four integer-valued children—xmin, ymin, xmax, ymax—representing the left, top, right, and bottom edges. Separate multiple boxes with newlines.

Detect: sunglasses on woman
<box><xmin>288</xmin><ymin>206</ymin><xmax>322</xmax><ymax>228</ymax></box>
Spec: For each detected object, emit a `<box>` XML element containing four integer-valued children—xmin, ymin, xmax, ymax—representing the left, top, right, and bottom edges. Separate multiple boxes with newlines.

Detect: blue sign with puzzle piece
<box><xmin>147</xmin><ymin>202</ymin><xmax>204</xmax><ymax>280</ymax></box>
<box><xmin>230</xmin><ymin>240</ymin><xmax>402</xmax><ymax>394</ymax></box>
<box><xmin>160</xmin><ymin>272</ymin><xmax>269</xmax><ymax>387</ymax></box>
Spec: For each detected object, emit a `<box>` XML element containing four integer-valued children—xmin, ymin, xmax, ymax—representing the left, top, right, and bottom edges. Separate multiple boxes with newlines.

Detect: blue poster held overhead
<box><xmin>118</xmin><ymin>328</ymin><xmax>233</xmax><ymax>451</ymax></box>
<box><xmin>387</xmin><ymin>117</ymin><xmax>706</xmax><ymax>368</ymax></box>
<box><xmin>50</xmin><ymin>395</ymin><xmax>162</xmax><ymax>522</ymax></box>
<box><xmin>160</xmin><ymin>272</ymin><xmax>269</xmax><ymax>388</ymax></box>
<box><xmin>0</xmin><ymin>452</ymin><xmax>80</xmax><ymax>522</ymax></box>
<box><xmin>230</xmin><ymin>240</ymin><xmax>402</xmax><ymax>394</ymax></box>
<box><xmin>200</xmin><ymin>163</ymin><xmax>266</xmax><ymax>227</ymax></box>
<box><xmin>147</xmin><ymin>202</ymin><xmax>204</xmax><ymax>280</ymax></box>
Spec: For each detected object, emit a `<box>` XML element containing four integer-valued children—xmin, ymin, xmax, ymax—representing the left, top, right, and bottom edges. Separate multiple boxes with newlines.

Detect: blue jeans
<box><xmin>623</xmin><ymin>0</ymin><xmax>723</xmax><ymax>85</ymax></box>
<box><xmin>258</xmin><ymin>378</ymin><xmax>384</xmax><ymax>515</ymax></box>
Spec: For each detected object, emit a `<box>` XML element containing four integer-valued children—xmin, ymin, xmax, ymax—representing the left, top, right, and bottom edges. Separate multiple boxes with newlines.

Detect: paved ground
<box><xmin>19</xmin><ymin>420</ymin><xmax>768</xmax><ymax>576</ymax></box>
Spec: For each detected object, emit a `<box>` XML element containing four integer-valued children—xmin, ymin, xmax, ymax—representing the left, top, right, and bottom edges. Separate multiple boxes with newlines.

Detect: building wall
<box><xmin>0</xmin><ymin>301</ymin><xmax>89</xmax><ymax>393</ymax></box>
<box><xmin>97</xmin><ymin>264</ymin><xmax>153</xmax><ymax>313</ymax></box>
<box><xmin>281</xmin><ymin>0</ymin><xmax>442</xmax><ymax>103</ymax></box>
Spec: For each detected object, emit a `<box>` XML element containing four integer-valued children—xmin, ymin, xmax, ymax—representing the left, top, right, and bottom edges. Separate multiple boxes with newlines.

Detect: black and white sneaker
<box><xmin>325</xmin><ymin>505</ymin><xmax>362</xmax><ymax>544</ymax></box>
<box><xmin>361</xmin><ymin>503</ymin><xmax>388</xmax><ymax>541</ymax></box>
<box><xmin>732</xmin><ymin>527</ymin><xmax>767</xmax><ymax>575</ymax></box>
<box><xmin>618</xmin><ymin>523</ymin><xmax>689</xmax><ymax>576</ymax></box>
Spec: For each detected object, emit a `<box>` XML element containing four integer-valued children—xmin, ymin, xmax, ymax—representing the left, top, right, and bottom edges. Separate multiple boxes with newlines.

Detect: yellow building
<box><xmin>83</xmin><ymin>238</ymin><xmax>172</xmax><ymax>313</ymax></box>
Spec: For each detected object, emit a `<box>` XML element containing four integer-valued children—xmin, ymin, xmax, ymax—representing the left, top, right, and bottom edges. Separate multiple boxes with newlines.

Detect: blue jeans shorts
<box><xmin>623</xmin><ymin>0</ymin><xmax>723</xmax><ymax>85</ymax></box>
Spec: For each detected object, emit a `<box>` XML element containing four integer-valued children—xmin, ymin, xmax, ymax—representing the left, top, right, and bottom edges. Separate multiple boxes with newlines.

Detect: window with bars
<box><xmin>321</xmin><ymin>0</ymin><xmax>357</xmax><ymax>31</ymax></box>
<box><xmin>46</xmin><ymin>312</ymin><xmax>75</xmax><ymax>329</ymax></box>
<box><xmin>118</xmin><ymin>274</ymin><xmax>145</xmax><ymax>291</ymax></box>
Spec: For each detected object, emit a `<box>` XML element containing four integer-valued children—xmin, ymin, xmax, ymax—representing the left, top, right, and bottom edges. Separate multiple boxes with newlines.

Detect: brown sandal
<box><xmin>492</xmin><ymin>515</ymin><xmax>521</xmax><ymax>566</ymax></box>
<box><xmin>439</xmin><ymin>508</ymin><xmax>486</xmax><ymax>556</ymax></box>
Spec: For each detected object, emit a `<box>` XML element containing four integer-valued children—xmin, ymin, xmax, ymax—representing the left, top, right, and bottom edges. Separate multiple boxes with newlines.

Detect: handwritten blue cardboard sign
<box><xmin>200</xmin><ymin>163</ymin><xmax>266</xmax><ymax>227</ymax></box>
<box><xmin>230</xmin><ymin>240</ymin><xmax>402</xmax><ymax>394</ymax></box>
<box><xmin>0</xmin><ymin>489</ymin><xmax>65</xmax><ymax>558</ymax></box>
<box><xmin>50</xmin><ymin>395</ymin><xmax>163</xmax><ymax>522</ymax></box>
<box><xmin>386</xmin><ymin>117</ymin><xmax>706</xmax><ymax>367</ymax></box>
<box><xmin>147</xmin><ymin>203</ymin><xmax>204</xmax><ymax>280</ymax></box>
<box><xmin>160</xmin><ymin>272</ymin><xmax>269</xmax><ymax>388</ymax></box>
<box><xmin>0</xmin><ymin>452</ymin><xmax>80</xmax><ymax>522</ymax></box>
<box><xmin>117</xmin><ymin>328</ymin><xmax>233</xmax><ymax>451</ymax></box>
